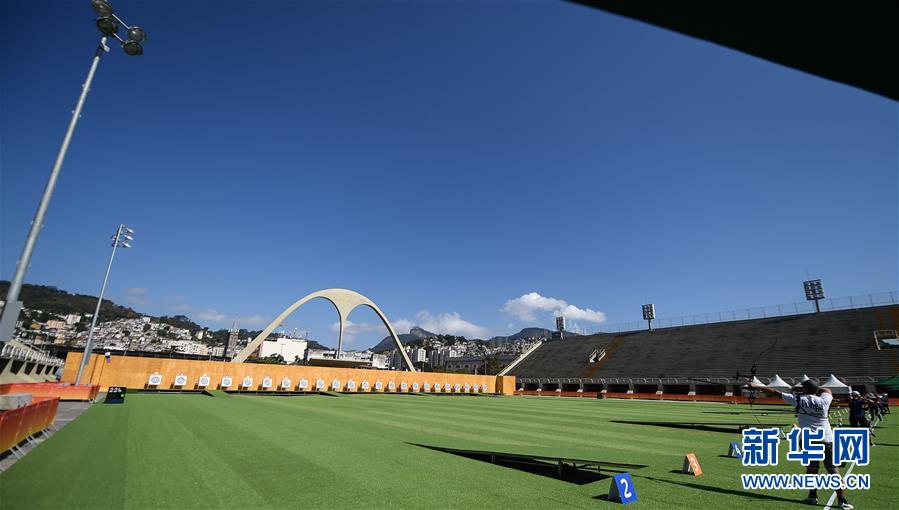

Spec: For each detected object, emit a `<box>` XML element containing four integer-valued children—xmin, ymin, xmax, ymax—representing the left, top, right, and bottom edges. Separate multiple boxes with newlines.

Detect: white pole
<box><xmin>0</xmin><ymin>38</ymin><xmax>108</xmax><ymax>343</ymax></box>
<box><xmin>75</xmin><ymin>224</ymin><xmax>122</xmax><ymax>385</ymax></box>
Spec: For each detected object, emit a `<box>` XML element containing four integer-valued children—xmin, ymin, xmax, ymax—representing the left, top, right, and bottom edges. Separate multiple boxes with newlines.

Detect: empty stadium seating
<box><xmin>510</xmin><ymin>305</ymin><xmax>899</xmax><ymax>392</ymax></box>
<box><xmin>0</xmin><ymin>341</ymin><xmax>65</xmax><ymax>384</ymax></box>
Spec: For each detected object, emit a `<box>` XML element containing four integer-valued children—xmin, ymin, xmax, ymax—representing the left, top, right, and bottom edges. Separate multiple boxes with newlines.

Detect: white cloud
<box><xmin>391</xmin><ymin>318</ymin><xmax>415</xmax><ymax>335</ymax></box>
<box><xmin>165</xmin><ymin>296</ymin><xmax>192</xmax><ymax>313</ymax></box>
<box><xmin>413</xmin><ymin>311</ymin><xmax>490</xmax><ymax>339</ymax></box>
<box><xmin>125</xmin><ymin>287</ymin><xmax>149</xmax><ymax>306</ymax></box>
<box><xmin>330</xmin><ymin>319</ymin><xmax>386</xmax><ymax>343</ymax></box>
<box><xmin>198</xmin><ymin>310</ymin><xmax>269</xmax><ymax>327</ymax></box>
<box><xmin>241</xmin><ymin>315</ymin><xmax>270</xmax><ymax>327</ymax></box>
<box><xmin>557</xmin><ymin>304</ymin><xmax>606</xmax><ymax>323</ymax></box>
<box><xmin>502</xmin><ymin>292</ymin><xmax>606</xmax><ymax>324</ymax></box>
<box><xmin>501</xmin><ymin>292</ymin><xmax>566</xmax><ymax>322</ymax></box>
<box><xmin>197</xmin><ymin>309</ymin><xmax>228</xmax><ymax>323</ymax></box>
<box><xmin>389</xmin><ymin>311</ymin><xmax>490</xmax><ymax>339</ymax></box>
<box><xmin>165</xmin><ymin>297</ymin><xmax>268</xmax><ymax>328</ymax></box>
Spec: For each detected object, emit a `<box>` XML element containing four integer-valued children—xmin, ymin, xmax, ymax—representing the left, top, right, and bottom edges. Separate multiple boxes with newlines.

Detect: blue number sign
<box><xmin>608</xmin><ymin>472</ymin><xmax>637</xmax><ymax>504</ymax></box>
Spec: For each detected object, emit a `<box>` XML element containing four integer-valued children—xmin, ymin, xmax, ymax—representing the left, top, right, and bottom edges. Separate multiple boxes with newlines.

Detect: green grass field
<box><xmin>1</xmin><ymin>394</ymin><xmax>896</xmax><ymax>509</ymax></box>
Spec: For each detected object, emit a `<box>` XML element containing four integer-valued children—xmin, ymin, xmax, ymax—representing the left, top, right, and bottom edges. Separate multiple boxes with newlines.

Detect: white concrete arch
<box><xmin>231</xmin><ymin>288</ymin><xmax>415</xmax><ymax>371</ymax></box>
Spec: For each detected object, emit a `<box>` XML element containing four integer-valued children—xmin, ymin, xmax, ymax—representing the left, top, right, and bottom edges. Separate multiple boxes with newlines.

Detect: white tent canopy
<box><xmin>799</xmin><ymin>374</ymin><xmax>811</xmax><ymax>383</ymax></box>
<box><xmin>820</xmin><ymin>374</ymin><xmax>851</xmax><ymax>394</ymax></box>
<box><xmin>767</xmin><ymin>374</ymin><xmax>792</xmax><ymax>391</ymax></box>
<box><xmin>821</xmin><ymin>374</ymin><xmax>849</xmax><ymax>388</ymax></box>
<box><xmin>748</xmin><ymin>376</ymin><xmax>765</xmax><ymax>386</ymax></box>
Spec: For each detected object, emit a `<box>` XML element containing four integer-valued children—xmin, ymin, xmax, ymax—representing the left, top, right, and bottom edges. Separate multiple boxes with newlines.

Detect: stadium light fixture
<box><xmin>75</xmin><ymin>224</ymin><xmax>135</xmax><ymax>385</ymax></box>
<box><xmin>0</xmin><ymin>1</ymin><xmax>147</xmax><ymax>345</ymax></box>
<box><xmin>122</xmin><ymin>40</ymin><xmax>144</xmax><ymax>56</ymax></box>
<box><xmin>94</xmin><ymin>4</ymin><xmax>147</xmax><ymax>57</ymax></box>
<box><xmin>127</xmin><ymin>26</ymin><xmax>147</xmax><ymax>43</ymax></box>
<box><xmin>91</xmin><ymin>0</ymin><xmax>114</xmax><ymax>16</ymax></box>
<box><xmin>803</xmin><ymin>279</ymin><xmax>825</xmax><ymax>313</ymax></box>
<box><xmin>642</xmin><ymin>303</ymin><xmax>656</xmax><ymax>331</ymax></box>
<box><xmin>555</xmin><ymin>316</ymin><xmax>565</xmax><ymax>340</ymax></box>
<box><xmin>96</xmin><ymin>17</ymin><xmax>118</xmax><ymax>36</ymax></box>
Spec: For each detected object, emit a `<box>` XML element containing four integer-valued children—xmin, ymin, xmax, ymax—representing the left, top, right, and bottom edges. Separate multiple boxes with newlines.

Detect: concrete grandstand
<box><xmin>509</xmin><ymin>305</ymin><xmax>899</xmax><ymax>396</ymax></box>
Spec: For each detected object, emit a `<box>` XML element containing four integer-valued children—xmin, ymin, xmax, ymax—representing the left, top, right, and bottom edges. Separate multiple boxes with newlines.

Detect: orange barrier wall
<box><xmin>0</xmin><ymin>396</ymin><xmax>59</xmax><ymax>454</ymax></box>
<box><xmin>495</xmin><ymin>376</ymin><xmax>515</xmax><ymax>395</ymax></box>
<box><xmin>63</xmin><ymin>353</ymin><xmax>516</xmax><ymax>395</ymax></box>
<box><xmin>0</xmin><ymin>383</ymin><xmax>99</xmax><ymax>401</ymax></box>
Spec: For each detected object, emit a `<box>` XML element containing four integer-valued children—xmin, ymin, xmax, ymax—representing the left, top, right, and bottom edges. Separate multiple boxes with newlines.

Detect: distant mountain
<box><xmin>368</xmin><ymin>325</ymin><xmax>582</xmax><ymax>351</ymax></box>
<box><xmin>370</xmin><ymin>326</ymin><xmax>436</xmax><ymax>352</ymax></box>
<box><xmin>488</xmin><ymin>327</ymin><xmax>580</xmax><ymax>345</ymax></box>
<box><xmin>306</xmin><ymin>340</ymin><xmax>331</xmax><ymax>351</ymax></box>
<box><xmin>2</xmin><ymin>281</ymin><xmax>232</xmax><ymax>337</ymax></box>
<box><xmin>1</xmin><ymin>281</ymin><xmax>141</xmax><ymax>323</ymax></box>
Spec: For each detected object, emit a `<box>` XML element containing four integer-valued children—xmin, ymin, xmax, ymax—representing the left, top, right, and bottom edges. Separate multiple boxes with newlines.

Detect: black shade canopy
<box><xmin>571</xmin><ymin>0</ymin><xmax>898</xmax><ymax>101</ymax></box>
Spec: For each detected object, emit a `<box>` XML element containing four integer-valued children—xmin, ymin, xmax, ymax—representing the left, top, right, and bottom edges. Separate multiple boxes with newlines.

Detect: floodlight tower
<box><xmin>642</xmin><ymin>303</ymin><xmax>656</xmax><ymax>331</ymax></box>
<box><xmin>0</xmin><ymin>0</ymin><xmax>147</xmax><ymax>345</ymax></box>
<box><xmin>803</xmin><ymin>279</ymin><xmax>825</xmax><ymax>313</ymax></box>
<box><xmin>75</xmin><ymin>224</ymin><xmax>135</xmax><ymax>385</ymax></box>
<box><xmin>555</xmin><ymin>316</ymin><xmax>565</xmax><ymax>340</ymax></box>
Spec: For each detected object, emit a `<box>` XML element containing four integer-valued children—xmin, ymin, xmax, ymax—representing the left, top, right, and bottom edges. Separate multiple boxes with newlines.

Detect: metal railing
<box><xmin>1</xmin><ymin>343</ymin><xmax>65</xmax><ymax>367</ymax></box>
<box><xmin>583</xmin><ymin>291</ymin><xmax>898</xmax><ymax>335</ymax></box>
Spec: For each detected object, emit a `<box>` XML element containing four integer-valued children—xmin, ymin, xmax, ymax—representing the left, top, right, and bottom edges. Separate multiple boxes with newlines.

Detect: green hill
<box><xmin>0</xmin><ymin>280</ymin><xmax>140</xmax><ymax>322</ymax></box>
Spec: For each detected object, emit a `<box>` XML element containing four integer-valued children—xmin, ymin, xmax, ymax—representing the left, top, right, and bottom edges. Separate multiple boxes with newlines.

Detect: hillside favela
<box><xmin>0</xmin><ymin>1</ymin><xmax>896</xmax><ymax>510</ymax></box>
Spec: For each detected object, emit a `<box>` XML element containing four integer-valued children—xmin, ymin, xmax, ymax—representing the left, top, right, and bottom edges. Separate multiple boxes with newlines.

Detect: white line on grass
<box><xmin>596</xmin><ymin>398</ymin><xmax>732</xmax><ymax>405</ymax></box>
<box><xmin>823</xmin><ymin>461</ymin><xmax>856</xmax><ymax>510</ymax></box>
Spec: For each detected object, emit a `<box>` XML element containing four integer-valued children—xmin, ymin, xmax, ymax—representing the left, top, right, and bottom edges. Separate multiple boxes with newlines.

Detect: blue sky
<box><xmin>2</xmin><ymin>1</ymin><xmax>896</xmax><ymax>349</ymax></box>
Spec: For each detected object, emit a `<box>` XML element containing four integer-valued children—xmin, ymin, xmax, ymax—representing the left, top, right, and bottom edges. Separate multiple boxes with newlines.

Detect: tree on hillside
<box><xmin>247</xmin><ymin>354</ymin><xmax>285</xmax><ymax>365</ymax></box>
<box><xmin>413</xmin><ymin>361</ymin><xmax>433</xmax><ymax>372</ymax></box>
<box><xmin>484</xmin><ymin>355</ymin><xmax>500</xmax><ymax>375</ymax></box>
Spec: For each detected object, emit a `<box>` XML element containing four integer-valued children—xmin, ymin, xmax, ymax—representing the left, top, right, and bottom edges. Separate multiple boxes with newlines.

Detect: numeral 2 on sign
<box><xmin>608</xmin><ymin>473</ymin><xmax>637</xmax><ymax>504</ymax></box>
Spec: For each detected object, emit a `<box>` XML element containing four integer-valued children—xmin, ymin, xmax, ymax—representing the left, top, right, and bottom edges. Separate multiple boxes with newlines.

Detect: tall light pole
<box><xmin>0</xmin><ymin>0</ymin><xmax>147</xmax><ymax>345</ymax></box>
<box><xmin>803</xmin><ymin>279</ymin><xmax>825</xmax><ymax>313</ymax></box>
<box><xmin>642</xmin><ymin>303</ymin><xmax>656</xmax><ymax>332</ymax></box>
<box><xmin>75</xmin><ymin>224</ymin><xmax>134</xmax><ymax>385</ymax></box>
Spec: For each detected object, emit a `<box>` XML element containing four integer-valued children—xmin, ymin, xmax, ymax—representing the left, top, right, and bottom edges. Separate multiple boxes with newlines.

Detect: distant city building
<box><xmin>427</xmin><ymin>348</ymin><xmax>460</xmax><ymax>367</ymax></box>
<box><xmin>226</xmin><ymin>320</ymin><xmax>239</xmax><ymax>358</ymax></box>
<box><xmin>168</xmin><ymin>340</ymin><xmax>208</xmax><ymax>355</ymax></box>
<box><xmin>258</xmin><ymin>337</ymin><xmax>308</xmax><ymax>363</ymax></box>
<box><xmin>370</xmin><ymin>353</ymin><xmax>389</xmax><ymax>369</ymax></box>
<box><xmin>409</xmin><ymin>347</ymin><xmax>427</xmax><ymax>364</ymax></box>
<box><xmin>46</xmin><ymin>320</ymin><xmax>67</xmax><ymax>330</ymax></box>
